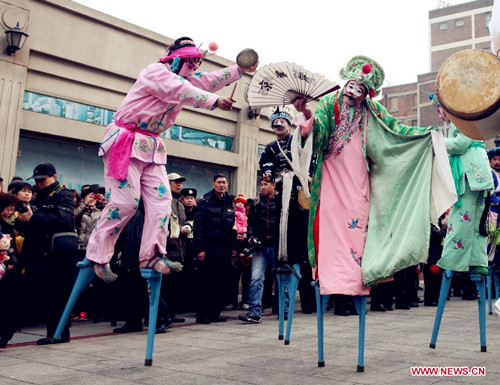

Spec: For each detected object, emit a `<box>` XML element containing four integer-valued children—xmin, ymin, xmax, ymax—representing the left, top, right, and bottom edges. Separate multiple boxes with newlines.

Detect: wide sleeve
<box><xmin>445</xmin><ymin>125</ymin><xmax>473</xmax><ymax>155</ymax></box>
<box><xmin>141</xmin><ymin>64</ymin><xmax>220</xmax><ymax>110</ymax></box>
<box><xmin>189</xmin><ymin>65</ymin><xmax>241</xmax><ymax>93</ymax></box>
<box><xmin>311</xmin><ymin>93</ymin><xmax>337</xmax><ymax>154</ymax></box>
<box><xmin>369</xmin><ymin>99</ymin><xmax>435</xmax><ymax>135</ymax></box>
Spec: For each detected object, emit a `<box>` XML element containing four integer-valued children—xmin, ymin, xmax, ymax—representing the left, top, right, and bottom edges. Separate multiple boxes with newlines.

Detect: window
<box><xmin>439</xmin><ymin>22</ymin><xmax>448</xmax><ymax>30</ymax></box>
<box><xmin>23</xmin><ymin>91</ymin><xmax>115</xmax><ymax>126</ymax></box>
<box><xmin>455</xmin><ymin>19</ymin><xmax>464</xmax><ymax>27</ymax></box>
<box><xmin>161</xmin><ymin>125</ymin><xmax>233</xmax><ymax>152</ymax></box>
<box><xmin>390</xmin><ymin>98</ymin><xmax>398</xmax><ymax>112</ymax></box>
<box><xmin>23</xmin><ymin>91</ymin><xmax>234</xmax><ymax>152</ymax></box>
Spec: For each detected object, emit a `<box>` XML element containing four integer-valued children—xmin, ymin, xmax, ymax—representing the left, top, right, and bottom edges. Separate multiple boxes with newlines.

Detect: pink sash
<box><xmin>107</xmin><ymin>120</ymin><xmax>160</xmax><ymax>181</ymax></box>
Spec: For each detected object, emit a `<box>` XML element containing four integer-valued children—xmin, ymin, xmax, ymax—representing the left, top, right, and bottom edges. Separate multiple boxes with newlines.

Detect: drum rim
<box><xmin>436</xmin><ymin>49</ymin><xmax>500</xmax><ymax>121</ymax></box>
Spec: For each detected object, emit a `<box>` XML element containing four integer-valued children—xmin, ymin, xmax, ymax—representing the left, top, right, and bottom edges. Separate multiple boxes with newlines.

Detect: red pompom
<box><xmin>368</xmin><ymin>89</ymin><xmax>375</xmax><ymax>98</ymax></box>
<box><xmin>362</xmin><ymin>64</ymin><xmax>372</xmax><ymax>74</ymax></box>
<box><xmin>430</xmin><ymin>264</ymin><xmax>442</xmax><ymax>275</ymax></box>
<box><xmin>208</xmin><ymin>42</ymin><xmax>219</xmax><ymax>52</ymax></box>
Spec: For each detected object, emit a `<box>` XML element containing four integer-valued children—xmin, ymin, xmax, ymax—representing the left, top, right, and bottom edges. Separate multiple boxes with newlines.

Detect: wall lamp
<box><xmin>248</xmin><ymin>107</ymin><xmax>261</xmax><ymax>120</ymax></box>
<box><xmin>5</xmin><ymin>22</ymin><xmax>28</xmax><ymax>56</ymax></box>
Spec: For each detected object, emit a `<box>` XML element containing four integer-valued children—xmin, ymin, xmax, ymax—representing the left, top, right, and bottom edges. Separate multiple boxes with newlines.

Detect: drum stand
<box><xmin>314</xmin><ymin>280</ymin><xmax>367</xmax><ymax>372</ymax></box>
<box><xmin>430</xmin><ymin>270</ymin><xmax>487</xmax><ymax>352</ymax></box>
<box><xmin>274</xmin><ymin>263</ymin><xmax>301</xmax><ymax>345</ymax></box>
<box><xmin>487</xmin><ymin>266</ymin><xmax>500</xmax><ymax>314</ymax></box>
<box><xmin>53</xmin><ymin>257</ymin><xmax>163</xmax><ymax>366</ymax></box>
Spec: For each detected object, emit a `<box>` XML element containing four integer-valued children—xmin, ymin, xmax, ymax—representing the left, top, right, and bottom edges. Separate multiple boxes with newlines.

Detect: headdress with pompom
<box><xmin>339</xmin><ymin>55</ymin><xmax>385</xmax><ymax>98</ymax></box>
<box><xmin>268</xmin><ymin>105</ymin><xmax>294</xmax><ymax>125</ymax></box>
<box><xmin>159</xmin><ymin>38</ymin><xmax>218</xmax><ymax>65</ymax></box>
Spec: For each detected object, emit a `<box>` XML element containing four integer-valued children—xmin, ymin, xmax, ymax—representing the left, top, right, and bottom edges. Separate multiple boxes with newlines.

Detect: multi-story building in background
<box><xmin>380</xmin><ymin>0</ymin><xmax>496</xmax><ymax>145</ymax></box>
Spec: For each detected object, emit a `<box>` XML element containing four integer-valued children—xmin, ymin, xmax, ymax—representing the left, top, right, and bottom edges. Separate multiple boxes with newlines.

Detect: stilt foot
<box><xmin>284</xmin><ymin>340</ymin><xmax>290</xmax><ymax>345</ymax></box>
<box><xmin>357</xmin><ymin>365</ymin><xmax>364</xmax><ymax>372</ymax></box>
<box><xmin>429</xmin><ymin>343</ymin><xmax>436</xmax><ymax>349</ymax></box>
<box><xmin>144</xmin><ymin>359</ymin><xmax>152</xmax><ymax>366</ymax></box>
<box><xmin>318</xmin><ymin>361</ymin><xmax>325</xmax><ymax>367</ymax></box>
<box><xmin>481</xmin><ymin>346</ymin><xmax>487</xmax><ymax>352</ymax></box>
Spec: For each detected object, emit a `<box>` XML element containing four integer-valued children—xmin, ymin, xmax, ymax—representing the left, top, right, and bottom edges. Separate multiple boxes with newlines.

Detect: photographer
<box><xmin>238</xmin><ymin>177</ymin><xmax>280</xmax><ymax>324</ymax></box>
<box><xmin>14</xmin><ymin>163</ymin><xmax>76</xmax><ymax>345</ymax></box>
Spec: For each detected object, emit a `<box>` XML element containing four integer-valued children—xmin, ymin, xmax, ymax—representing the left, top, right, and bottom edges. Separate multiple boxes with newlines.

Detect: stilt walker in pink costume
<box><xmin>86</xmin><ymin>37</ymin><xmax>258</xmax><ymax>283</ymax></box>
<box><xmin>294</xmin><ymin>56</ymin><xmax>454</xmax><ymax>370</ymax></box>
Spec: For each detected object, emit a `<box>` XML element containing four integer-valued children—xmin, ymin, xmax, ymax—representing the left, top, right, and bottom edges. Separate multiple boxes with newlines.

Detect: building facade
<box><xmin>1</xmin><ymin>0</ymin><xmax>276</xmax><ymax>198</ymax></box>
<box><xmin>380</xmin><ymin>0</ymin><xmax>496</xmax><ymax>146</ymax></box>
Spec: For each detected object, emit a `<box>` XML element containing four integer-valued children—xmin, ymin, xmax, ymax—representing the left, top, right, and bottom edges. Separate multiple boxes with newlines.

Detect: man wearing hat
<box><xmin>294</xmin><ymin>55</ymin><xmax>453</xmax><ymax>301</ymax></box>
<box><xmin>15</xmin><ymin>163</ymin><xmax>76</xmax><ymax>345</ymax></box>
<box><xmin>85</xmin><ymin>37</ymin><xmax>257</xmax><ymax>283</ymax></box>
<box><xmin>260</xmin><ymin>105</ymin><xmax>316</xmax><ymax>314</ymax></box>
<box><xmin>163</xmin><ymin>172</ymin><xmax>189</xmax><ymax>321</ymax></box>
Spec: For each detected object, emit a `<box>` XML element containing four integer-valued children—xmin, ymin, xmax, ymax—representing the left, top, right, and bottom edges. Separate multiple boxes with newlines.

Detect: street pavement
<box><xmin>1</xmin><ymin>295</ymin><xmax>500</xmax><ymax>384</ymax></box>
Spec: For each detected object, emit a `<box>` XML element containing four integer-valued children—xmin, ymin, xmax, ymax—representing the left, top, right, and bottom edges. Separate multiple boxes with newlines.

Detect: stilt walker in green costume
<box><xmin>293</xmin><ymin>56</ymin><xmax>455</xmax><ymax>370</ymax></box>
<box><xmin>429</xmin><ymin>93</ymin><xmax>493</xmax><ymax>352</ymax></box>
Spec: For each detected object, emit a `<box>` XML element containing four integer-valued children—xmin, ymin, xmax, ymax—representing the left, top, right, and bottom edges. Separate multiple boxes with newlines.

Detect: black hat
<box><xmin>488</xmin><ymin>147</ymin><xmax>500</xmax><ymax>160</ymax></box>
<box><xmin>181</xmin><ymin>188</ymin><xmax>197</xmax><ymax>199</ymax></box>
<box><xmin>27</xmin><ymin>163</ymin><xmax>57</xmax><ymax>180</ymax></box>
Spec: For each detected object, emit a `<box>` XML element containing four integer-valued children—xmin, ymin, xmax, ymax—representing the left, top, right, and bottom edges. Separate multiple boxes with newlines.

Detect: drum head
<box><xmin>297</xmin><ymin>187</ymin><xmax>310</xmax><ymax>210</ymax></box>
<box><xmin>437</xmin><ymin>49</ymin><xmax>500</xmax><ymax>120</ymax></box>
<box><xmin>236</xmin><ymin>48</ymin><xmax>258</xmax><ymax>68</ymax></box>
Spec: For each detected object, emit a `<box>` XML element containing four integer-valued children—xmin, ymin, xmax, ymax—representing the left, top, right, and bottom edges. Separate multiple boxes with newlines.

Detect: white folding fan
<box><xmin>246</xmin><ymin>62</ymin><xmax>340</xmax><ymax>109</ymax></box>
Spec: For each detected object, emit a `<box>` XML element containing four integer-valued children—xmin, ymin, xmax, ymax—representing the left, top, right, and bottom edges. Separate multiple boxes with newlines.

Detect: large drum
<box><xmin>436</xmin><ymin>49</ymin><xmax>500</xmax><ymax>140</ymax></box>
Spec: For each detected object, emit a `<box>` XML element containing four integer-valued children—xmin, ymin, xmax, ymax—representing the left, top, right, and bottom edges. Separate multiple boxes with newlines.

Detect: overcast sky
<box><xmin>75</xmin><ymin>0</ymin><xmax>476</xmax><ymax>87</ymax></box>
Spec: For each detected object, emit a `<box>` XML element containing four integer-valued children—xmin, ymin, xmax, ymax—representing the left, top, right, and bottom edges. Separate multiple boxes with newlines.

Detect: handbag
<box><xmin>51</xmin><ymin>231</ymin><xmax>78</xmax><ymax>254</ymax></box>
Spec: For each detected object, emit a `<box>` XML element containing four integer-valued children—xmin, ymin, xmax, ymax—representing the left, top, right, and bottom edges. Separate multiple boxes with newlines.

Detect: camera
<box><xmin>243</xmin><ymin>236</ymin><xmax>262</xmax><ymax>257</ymax></box>
<box><xmin>15</xmin><ymin>202</ymin><xmax>28</xmax><ymax>214</ymax></box>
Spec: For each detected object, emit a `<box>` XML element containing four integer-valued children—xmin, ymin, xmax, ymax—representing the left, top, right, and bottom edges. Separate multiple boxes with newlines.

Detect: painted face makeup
<box><xmin>271</xmin><ymin>118</ymin><xmax>290</xmax><ymax>134</ymax></box>
<box><xmin>178</xmin><ymin>57</ymin><xmax>202</xmax><ymax>78</ymax></box>
<box><xmin>343</xmin><ymin>80</ymin><xmax>367</xmax><ymax>107</ymax></box>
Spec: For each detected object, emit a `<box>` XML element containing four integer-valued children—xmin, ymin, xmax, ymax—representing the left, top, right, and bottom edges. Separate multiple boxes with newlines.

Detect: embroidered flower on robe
<box><xmin>454</xmin><ymin>239</ymin><xmax>464</xmax><ymax>250</ymax></box>
<box><xmin>158</xmin><ymin>216</ymin><xmax>168</xmax><ymax>229</ymax></box>
<box><xmin>110</xmin><ymin>227</ymin><xmax>121</xmax><ymax>236</ymax></box>
<box><xmin>107</xmin><ymin>207</ymin><xmax>121</xmax><ymax>221</ymax></box>
<box><xmin>350</xmin><ymin>249</ymin><xmax>362</xmax><ymax>266</ymax></box>
<box><xmin>118</xmin><ymin>179</ymin><xmax>131</xmax><ymax>189</ymax></box>
<box><xmin>459</xmin><ymin>211</ymin><xmax>470</xmax><ymax>222</ymax></box>
<box><xmin>154</xmin><ymin>182</ymin><xmax>168</xmax><ymax>197</ymax></box>
<box><xmin>134</xmin><ymin>137</ymin><xmax>154</xmax><ymax>153</ymax></box>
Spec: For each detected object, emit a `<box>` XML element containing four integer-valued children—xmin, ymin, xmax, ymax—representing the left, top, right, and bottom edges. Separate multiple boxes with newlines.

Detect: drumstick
<box><xmin>230</xmin><ymin>83</ymin><xmax>237</xmax><ymax>101</ymax></box>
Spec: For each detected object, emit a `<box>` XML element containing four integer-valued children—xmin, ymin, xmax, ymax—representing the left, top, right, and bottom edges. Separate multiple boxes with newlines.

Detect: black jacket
<box><xmin>194</xmin><ymin>189</ymin><xmax>235</xmax><ymax>258</ymax></box>
<box><xmin>16</xmin><ymin>181</ymin><xmax>74</xmax><ymax>259</ymax></box>
<box><xmin>247</xmin><ymin>194</ymin><xmax>280</xmax><ymax>248</ymax></box>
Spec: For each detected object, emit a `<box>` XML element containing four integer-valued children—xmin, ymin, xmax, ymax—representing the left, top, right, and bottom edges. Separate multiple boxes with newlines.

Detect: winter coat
<box><xmin>167</xmin><ymin>192</ymin><xmax>186</xmax><ymax>262</ymax></box>
<box><xmin>234</xmin><ymin>205</ymin><xmax>247</xmax><ymax>234</ymax></box>
<box><xmin>194</xmin><ymin>189</ymin><xmax>236</xmax><ymax>258</ymax></box>
<box><xmin>74</xmin><ymin>202</ymin><xmax>101</xmax><ymax>250</ymax></box>
<box><xmin>247</xmin><ymin>194</ymin><xmax>280</xmax><ymax>248</ymax></box>
<box><xmin>16</xmin><ymin>181</ymin><xmax>75</xmax><ymax>262</ymax></box>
